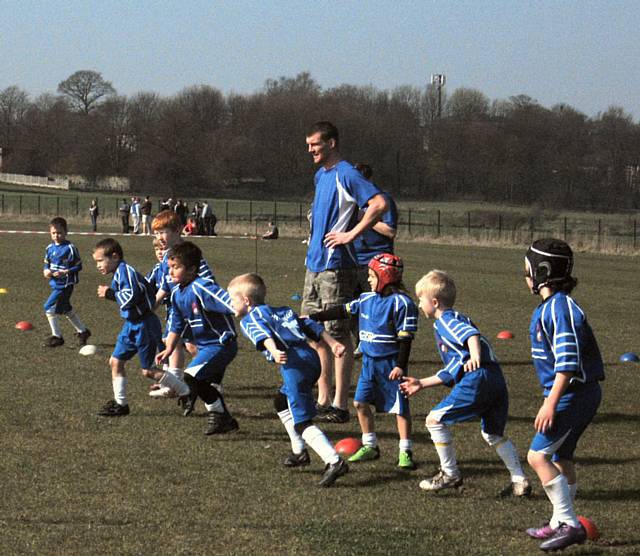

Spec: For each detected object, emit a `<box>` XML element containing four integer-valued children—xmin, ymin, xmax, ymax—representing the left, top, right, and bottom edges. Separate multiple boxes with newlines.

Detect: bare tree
<box><xmin>57</xmin><ymin>70</ymin><xmax>116</xmax><ymax>114</ymax></box>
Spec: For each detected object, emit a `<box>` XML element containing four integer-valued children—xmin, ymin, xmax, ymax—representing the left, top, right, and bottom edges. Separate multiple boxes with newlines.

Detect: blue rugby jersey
<box><xmin>346</xmin><ymin>291</ymin><xmax>418</xmax><ymax>358</ymax></box>
<box><xmin>110</xmin><ymin>260</ymin><xmax>157</xmax><ymax>321</ymax></box>
<box><xmin>159</xmin><ymin>250</ymin><xmax>215</xmax><ymax>293</ymax></box>
<box><xmin>43</xmin><ymin>241</ymin><xmax>82</xmax><ymax>289</ymax></box>
<box><xmin>167</xmin><ymin>277</ymin><xmax>236</xmax><ymax>347</ymax></box>
<box><xmin>433</xmin><ymin>310</ymin><xmax>499</xmax><ymax>386</ymax></box>
<box><xmin>146</xmin><ymin>262</ymin><xmax>169</xmax><ymax>308</ymax></box>
<box><xmin>353</xmin><ymin>192</ymin><xmax>398</xmax><ymax>266</ymax></box>
<box><xmin>240</xmin><ymin>305</ymin><xmax>325</xmax><ymax>363</ymax></box>
<box><xmin>529</xmin><ymin>292</ymin><xmax>604</xmax><ymax>396</ymax></box>
<box><xmin>306</xmin><ymin>160</ymin><xmax>382</xmax><ymax>272</ymax></box>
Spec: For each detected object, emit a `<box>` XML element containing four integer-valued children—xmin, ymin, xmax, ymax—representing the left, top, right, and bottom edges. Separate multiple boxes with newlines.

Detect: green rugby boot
<box><xmin>348</xmin><ymin>445</ymin><xmax>380</xmax><ymax>463</ymax></box>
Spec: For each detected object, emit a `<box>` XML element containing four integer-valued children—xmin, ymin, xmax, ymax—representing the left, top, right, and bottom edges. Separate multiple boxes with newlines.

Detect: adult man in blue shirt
<box><xmin>302</xmin><ymin>121</ymin><xmax>387</xmax><ymax>423</ymax></box>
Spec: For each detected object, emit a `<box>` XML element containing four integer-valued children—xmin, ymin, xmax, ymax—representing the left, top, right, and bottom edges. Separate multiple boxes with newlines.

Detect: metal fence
<box><xmin>0</xmin><ymin>191</ymin><xmax>638</xmax><ymax>250</ymax></box>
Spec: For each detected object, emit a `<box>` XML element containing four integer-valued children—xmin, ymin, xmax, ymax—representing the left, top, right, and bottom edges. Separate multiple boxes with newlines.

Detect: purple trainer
<box><xmin>539</xmin><ymin>523</ymin><xmax>587</xmax><ymax>551</ymax></box>
<box><xmin>526</xmin><ymin>523</ymin><xmax>557</xmax><ymax>539</ymax></box>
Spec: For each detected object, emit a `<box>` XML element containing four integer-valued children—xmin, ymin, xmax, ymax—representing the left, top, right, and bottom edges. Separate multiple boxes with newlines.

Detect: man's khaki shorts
<box><xmin>301</xmin><ymin>268</ymin><xmax>357</xmax><ymax>340</ymax></box>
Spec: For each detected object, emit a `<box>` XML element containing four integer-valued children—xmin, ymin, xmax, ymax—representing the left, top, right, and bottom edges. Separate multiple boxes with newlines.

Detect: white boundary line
<box><xmin>0</xmin><ymin>229</ymin><xmax>256</xmax><ymax>240</ymax></box>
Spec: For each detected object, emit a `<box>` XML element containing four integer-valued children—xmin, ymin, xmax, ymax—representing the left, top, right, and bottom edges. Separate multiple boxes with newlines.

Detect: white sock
<box><xmin>112</xmin><ymin>377</ymin><xmax>128</xmax><ymax>406</ymax></box>
<box><xmin>167</xmin><ymin>367</ymin><xmax>184</xmax><ymax>380</ymax></box>
<box><xmin>399</xmin><ymin>438</ymin><xmax>413</xmax><ymax>452</ymax></box>
<box><xmin>302</xmin><ymin>425</ymin><xmax>339</xmax><ymax>465</ymax></box>
<box><xmin>362</xmin><ymin>432</ymin><xmax>377</xmax><ymax>448</ymax></box>
<box><xmin>46</xmin><ymin>314</ymin><xmax>62</xmax><ymax>337</ymax></box>
<box><xmin>65</xmin><ymin>310</ymin><xmax>86</xmax><ymax>333</ymax></box>
<box><xmin>205</xmin><ymin>399</ymin><xmax>225</xmax><ymax>413</ymax></box>
<box><xmin>483</xmin><ymin>434</ymin><xmax>526</xmax><ymax>482</ymax></box>
<box><xmin>159</xmin><ymin>372</ymin><xmax>189</xmax><ymax>396</ymax></box>
<box><xmin>427</xmin><ymin>422</ymin><xmax>459</xmax><ymax>477</ymax></box>
<box><xmin>277</xmin><ymin>409</ymin><xmax>305</xmax><ymax>454</ymax></box>
<box><xmin>544</xmin><ymin>474</ymin><xmax>579</xmax><ymax>528</ymax></box>
<box><xmin>569</xmin><ymin>482</ymin><xmax>577</xmax><ymax>501</ymax></box>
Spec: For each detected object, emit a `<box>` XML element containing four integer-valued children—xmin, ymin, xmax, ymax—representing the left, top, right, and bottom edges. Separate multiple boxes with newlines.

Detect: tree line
<box><xmin>1</xmin><ymin>70</ymin><xmax>639</xmax><ymax>210</ymax></box>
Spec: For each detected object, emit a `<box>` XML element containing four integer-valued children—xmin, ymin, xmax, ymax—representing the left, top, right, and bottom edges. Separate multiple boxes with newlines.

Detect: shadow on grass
<box><xmin>578</xmin><ymin>488</ymin><xmax>640</xmax><ymax>502</ymax></box>
<box><xmin>593</xmin><ymin>412</ymin><xmax>640</xmax><ymax>424</ymax></box>
<box><xmin>577</xmin><ymin>455</ymin><xmax>640</xmax><ymax>465</ymax></box>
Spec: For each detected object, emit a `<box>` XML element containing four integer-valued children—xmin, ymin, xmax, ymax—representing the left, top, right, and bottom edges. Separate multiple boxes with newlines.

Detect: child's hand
<box><xmin>463</xmin><ymin>356</ymin><xmax>481</xmax><ymax>373</ymax></box>
<box><xmin>44</xmin><ymin>269</ymin><xmax>53</xmax><ymax>278</ymax></box>
<box><xmin>399</xmin><ymin>376</ymin><xmax>422</xmax><ymax>398</ymax></box>
<box><xmin>388</xmin><ymin>367</ymin><xmax>404</xmax><ymax>381</ymax></box>
<box><xmin>272</xmin><ymin>350</ymin><xmax>288</xmax><ymax>364</ymax></box>
<box><xmin>97</xmin><ymin>285</ymin><xmax>109</xmax><ymax>298</ymax></box>
<box><xmin>332</xmin><ymin>342</ymin><xmax>346</xmax><ymax>358</ymax></box>
<box><xmin>155</xmin><ymin>349</ymin><xmax>170</xmax><ymax>365</ymax></box>
<box><xmin>534</xmin><ymin>401</ymin><xmax>555</xmax><ymax>433</ymax></box>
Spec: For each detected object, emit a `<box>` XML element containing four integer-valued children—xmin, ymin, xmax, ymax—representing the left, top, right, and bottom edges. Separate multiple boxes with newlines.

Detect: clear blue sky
<box><xmin>2</xmin><ymin>0</ymin><xmax>639</xmax><ymax>119</ymax></box>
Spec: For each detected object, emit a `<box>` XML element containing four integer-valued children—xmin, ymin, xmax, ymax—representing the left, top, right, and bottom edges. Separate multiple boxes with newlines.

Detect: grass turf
<box><xmin>1</xmin><ymin>229</ymin><xmax>639</xmax><ymax>555</ymax></box>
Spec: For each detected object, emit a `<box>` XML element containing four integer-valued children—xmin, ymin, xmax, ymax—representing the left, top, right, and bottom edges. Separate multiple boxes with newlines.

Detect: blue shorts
<box><xmin>530</xmin><ymin>382</ymin><xmax>602</xmax><ymax>462</ymax></box>
<box><xmin>185</xmin><ymin>340</ymin><xmax>237</xmax><ymax>383</ymax></box>
<box><xmin>279</xmin><ymin>350</ymin><xmax>321</xmax><ymax>424</ymax></box>
<box><xmin>112</xmin><ymin>314</ymin><xmax>163</xmax><ymax>369</ymax></box>
<box><xmin>44</xmin><ymin>286</ymin><xmax>74</xmax><ymax>315</ymax></box>
<box><xmin>354</xmin><ymin>354</ymin><xmax>409</xmax><ymax>416</ymax></box>
<box><xmin>429</xmin><ymin>366</ymin><xmax>508</xmax><ymax>436</ymax></box>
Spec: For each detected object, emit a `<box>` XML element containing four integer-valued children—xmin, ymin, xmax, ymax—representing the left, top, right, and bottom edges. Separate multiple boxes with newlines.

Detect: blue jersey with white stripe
<box><xmin>168</xmin><ymin>277</ymin><xmax>236</xmax><ymax>348</ymax></box>
<box><xmin>110</xmin><ymin>261</ymin><xmax>156</xmax><ymax>321</ymax></box>
<box><xmin>43</xmin><ymin>241</ymin><xmax>82</xmax><ymax>289</ymax></box>
<box><xmin>159</xmin><ymin>249</ymin><xmax>215</xmax><ymax>293</ymax></box>
<box><xmin>146</xmin><ymin>262</ymin><xmax>169</xmax><ymax>308</ymax></box>
<box><xmin>240</xmin><ymin>305</ymin><xmax>325</xmax><ymax>363</ymax></box>
<box><xmin>529</xmin><ymin>292</ymin><xmax>604</xmax><ymax>396</ymax></box>
<box><xmin>306</xmin><ymin>160</ymin><xmax>382</xmax><ymax>272</ymax></box>
<box><xmin>346</xmin><ymin>291</ymin><xmax>418</xmax><ymax>358</ymax></box>
<box><xmin>433</xmin><ymin>310</ymin><xmax>499</xmax><ymax>386</ymax></box>
<box><xmin>353</xmin><ymin>192</ymin><xmax>397</xmax><ymax>265</ymax></box>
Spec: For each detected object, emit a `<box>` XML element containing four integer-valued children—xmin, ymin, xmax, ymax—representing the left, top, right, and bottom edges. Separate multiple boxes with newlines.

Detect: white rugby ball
<box><xmin>79</xmin><ymin>344</ymin><xmax>99</xmax><ymax>356</ymax></box>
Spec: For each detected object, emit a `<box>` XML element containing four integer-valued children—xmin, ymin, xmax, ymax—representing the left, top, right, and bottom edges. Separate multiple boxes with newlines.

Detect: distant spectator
<box><xmin>201</xmin><ymin>200</ymin><xmax>217</xmax><ymax>236</ymax></box>
<box><xmin>130</xmin><ymin>196</ymin><xmax>141</xmax><ymax>234</ymax></box>
<box><xmin>160</xmin><ymin>198</ymin><xmax>171</xmax><ymax>212</ymax></box>
<box><xmin>175</xmin><ymin>199</ymin><xmax>188</xmax><ymax>225</ymax></box>
<box><xmin>119</xmin><ymin>198</ymin><xmax>131</xmax><ymax>233</ymax></box>
<box><xmin>141</xmin><ymin>196</ymin><xmax>152</xmax><ymax>235</ymax></box>
<box><xmin>182</xmin><ymin>217</ymin><xmax>198</xmax><ymax>236</ymax></box>
<box><xmin>262</xmin><ymin>221</ymin><xmax>279</xmax><ymax>240</ymax></box>
<box><xmin>89</xmin><ymin>199</ymin><xmax>99</xmax><ymax>232</ymax></box>
<box><xmin>191</xmin><ymin>202</ymin><xmax>203</xmax><ymax>234</ymax></box>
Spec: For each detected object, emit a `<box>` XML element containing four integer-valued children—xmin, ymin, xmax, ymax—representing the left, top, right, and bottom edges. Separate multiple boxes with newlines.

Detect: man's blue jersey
<box><xmin>159</xmin><ymin>250</ymin><xmax>215</xmax><ymax>293</ymax></box>
<box><xmin>529</xmin><ymin>292</ymin><xmax>604</xmax><ymax>396</ymax></box>
<box><xmin>110</xmin><ymin>261</ymin><xmax>157</xmax><ymax>321</ymax></box>
<box><xmin>433</xmin><ymin>310</ymin><xmax>499</xmax><ymax>386</ymax></box>
<box><xmin>240</xmin><ymin>305</ymin><xmax>325</xmax><ymax>363</ymax></box>
<box><xmin>43</xmin><ymin>241</ymin><xmax>82</xmax><ymax>289</ymax></box>
<box><xmin>167</xmin><ymin>277</ymin><xmax>236</xmax><ymax>348</ymax></box>
<box><xmin>346</xmin><ymin>291</ymin><xmax>418</xmax><ymax>358</ymax></box>
<box><xmin>353</xmin><ymin>192</ymin><xmax>397</xmax><ymax>266</ymax></box>
<box><xmin>306</xmin><ymin>160</ymin><xmax>382</xmax><ymax>272</ymax></box>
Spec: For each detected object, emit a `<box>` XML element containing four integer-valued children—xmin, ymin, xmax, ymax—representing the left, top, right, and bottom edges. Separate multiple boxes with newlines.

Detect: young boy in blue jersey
<box><xmin>151</xmin><ymin>210</ymin><xmax>215</xmax><ymax>400</ymax></box>
<box><xmin>522</xmin><ymin>239</ymin><xmax>604</xmax><ymax>552</ymax></box>
<box><xmin>400</xmin><ymin>270</ymin><xmax>530</xmax><ymax>495</ymax></box>
<box><xmin>228</xmin><ymin>273</ymin><xmax>350</xmax><ymax>487</ymax></box>
<box><xmin>155</xmin><ymin>242</ymin><xmax>239</xmax><ymax>435</ymax></box>
<box><xmin>42</xmin><ymin>217</ymin><xmax>91</xmax><ymax>347</ymax></box>
<box><xmin>146</xmin><ymin>238</ymin><xmax>174</xmax><ymax>398</ymax></box>
<box><xmin>309</xmin><ymin>253</ymin><xmax>419</xmax><ymax>470</ymax></box>
<box><xmin>92</xmin><ymin>238</ymin><xmax>190</xmax><ymax>417</ymax></box>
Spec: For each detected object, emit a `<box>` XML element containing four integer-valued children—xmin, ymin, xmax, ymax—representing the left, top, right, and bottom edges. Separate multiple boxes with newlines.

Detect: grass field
<box><xmin>1</xmin><ymin>224</ymin><xmax>639</xmax><ymax>555</ymax></box>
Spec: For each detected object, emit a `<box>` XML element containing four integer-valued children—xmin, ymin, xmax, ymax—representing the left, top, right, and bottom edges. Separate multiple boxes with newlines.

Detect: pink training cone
<box><xmin>496</xmin><ymin>330</ymin><xmax>514</xmax><ymax>340</ymax></box>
